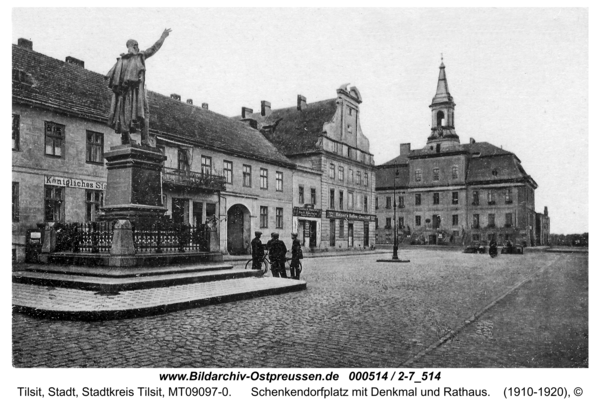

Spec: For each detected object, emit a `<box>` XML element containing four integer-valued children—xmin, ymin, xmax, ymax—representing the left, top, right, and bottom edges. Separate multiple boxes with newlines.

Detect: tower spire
<box><xmin>427</xmin><ymin>58</ymin><xmax>459</xmax><ymax>146</ymax></box>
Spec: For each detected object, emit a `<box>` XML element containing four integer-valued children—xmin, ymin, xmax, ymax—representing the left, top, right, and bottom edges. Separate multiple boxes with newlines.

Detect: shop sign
<box><xmin>293</xmin><ymin>207</ymin><xmax>322</xmax><ymax>218</ymax></box>
<box><xmin>45</xmin><ymin>175</ymin><xmax>106</xmax><ymax>190</ymax></box>
<box><xmin>326</xmin><ymin>210</ymin><xmax>376</xmax><ymax>222</ymax></box>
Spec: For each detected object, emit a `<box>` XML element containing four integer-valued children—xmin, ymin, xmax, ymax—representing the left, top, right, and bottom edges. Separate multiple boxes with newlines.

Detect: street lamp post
<box><xmin>392</xmin><ymin>167</ymin><xmax>399</xmax><ymax>260</ymax></box>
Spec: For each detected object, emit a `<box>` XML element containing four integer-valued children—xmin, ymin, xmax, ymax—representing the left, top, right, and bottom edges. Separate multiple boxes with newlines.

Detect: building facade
<box><xmin>12</xmin><ymin>39</ymin><xmax>295</xmax><ymax>261</ymax></box>
<box><xmin>375</xmin><ymin>61</ymin><xmax>548</xmax><ymax>247</ymax></box>
<box><xmin>236</xmin><ymin>85</ymin><xmax>377</xmax><ymax>250</ymax></box>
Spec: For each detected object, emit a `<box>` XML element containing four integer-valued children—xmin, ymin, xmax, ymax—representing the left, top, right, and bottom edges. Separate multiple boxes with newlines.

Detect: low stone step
<box><xmin>22</xmin><ymin>263</ymin><xmax>234</xmax><ymax>278</ymax></box>
<box><xmin>12</xmin><ymin>277</ymin><xmax>306</xmax><ymax>321</ymax></box>
<box><xmin>13</xmin><ymin>267</ymin><xmax>258</xmax><ymax>292</ymax></box>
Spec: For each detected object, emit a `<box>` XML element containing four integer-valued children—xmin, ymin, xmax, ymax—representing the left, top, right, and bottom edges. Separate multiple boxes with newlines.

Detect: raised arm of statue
<box><xmin>143</xmin><ymin>28</ymin><xmax>172</xmax><ymax>59</ymax></box>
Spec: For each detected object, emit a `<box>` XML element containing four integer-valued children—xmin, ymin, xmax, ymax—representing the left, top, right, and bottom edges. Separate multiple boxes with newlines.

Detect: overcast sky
<box><xmin>11</xmin><ymin>8</ymin><xmax>588</xmax><ymax>234</ymax></box>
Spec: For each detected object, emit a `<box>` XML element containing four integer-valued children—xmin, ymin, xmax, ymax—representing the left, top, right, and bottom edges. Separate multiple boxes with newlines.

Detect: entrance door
<box><xmin>364</xmin><ymin>222</ymin><xmax>369</xmax><ymax>247</ymax></box>
<box><xmin>428</xmin><ymin>234</ymin><xmax>437</xmax><ymax>245</ymax></box>
<box><xmin>192</xmin><ymin>202</ymin><xmax>203</xmax><ymax>228</ymax></box>
<box><xmin>309</xmin><ymin>221</ymin><xmax>317</xmax><ymax>247</ymax></box>
<box><xmin>227</xmin><ymin>204</ymin><xmax>249</xmax><ymax>254</ymax></box>
<box><xmin>348</xmin><ymin>223</ymin><xmax>354</xmax><ymax>247</ymax></box>
<box><xmin>172</xmin><ymin>198</ymin><xmax>187</xmax><ymax>224</ymax></box>
<box><xmin>329</xmin><ymin>219</ymin><xmax>336</xmax><ymax>246</ymax></box>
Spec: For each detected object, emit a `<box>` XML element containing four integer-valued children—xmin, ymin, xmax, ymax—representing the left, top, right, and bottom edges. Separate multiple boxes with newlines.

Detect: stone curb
<box><xmin>400</xmin><ymin>255</ymin><xmax>563</xmax><ymax>367</ymax></box>
<box><xmin>13</xmin><ymin>280</ymin><xmax>307</xmax><ymax>321</ymax></box>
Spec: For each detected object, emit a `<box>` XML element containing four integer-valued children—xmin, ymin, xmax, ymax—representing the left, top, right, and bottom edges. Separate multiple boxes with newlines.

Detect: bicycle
<box><xmin>245</xmin><ymin>251</ymin><xmax>302</xmax><ymax>276</ymax></box>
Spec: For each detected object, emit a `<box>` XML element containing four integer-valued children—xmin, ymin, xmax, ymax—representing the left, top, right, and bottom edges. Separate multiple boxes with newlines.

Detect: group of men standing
<box><xmin>251</xmin><ymin>231</ymin><xmax>303</xmax><ymax>279</ymax></box>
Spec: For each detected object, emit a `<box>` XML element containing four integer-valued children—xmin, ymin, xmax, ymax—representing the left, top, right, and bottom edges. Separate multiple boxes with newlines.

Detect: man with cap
<box><xmin>251</xmin><ymin>231</ymin><xmax>265</xmax><ymax>273</ymax></box>
<box><xmin>273</xmin><ymin>233</ymin><xmax>288</xmax><ymax>278</ymax></box>
<box><xmin>267</xmin><ymin>233</ymin><xmax>279</xmax><ymax>277</ymax></box>
<box><xmin>290</xmin><ymin>232</ymin><xmax>303</xmax><ymax>280</ymax></box>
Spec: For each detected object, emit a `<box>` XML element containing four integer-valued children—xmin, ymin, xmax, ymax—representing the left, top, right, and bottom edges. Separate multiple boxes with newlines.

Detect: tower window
<box><xmin>437</xmin><ymin>111</ymin><xmax>445</xmax><ymax>126</ymax></box>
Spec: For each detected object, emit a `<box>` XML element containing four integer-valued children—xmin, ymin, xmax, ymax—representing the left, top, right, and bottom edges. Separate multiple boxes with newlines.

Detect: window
<box><xmin>329</xmin><ymin>163</ymin><xmax>335</xmax><ymax>178</ymax></box>
<box><xmin>375</xmin><ymin>197</ymin><xmax>379</xmax><ymax>210</ymax></box>
<box><xmin>488</xmin><ymin>214</ymin><xmax>495</xmax><ymax>228</ymax></box>
<box><xmin>473</xmin><ymin>191</ymin><xmax>479</xmax><ymax>205</ymax></box>
<box><xmin>415</xmin><ymin>169</ymin><xmax>422</xmax><ymax>182</ymax></box>
<box><xmin>330</xmin><ymin>189</ymin><xmax>335</xmax><ymax>209</ymax></box>
<box><xmin>357</xmin><ymin>171</ymin><xmax>362</xmax><ymax>185</ymax></box>
<box><xmin>276</xmin><ymin>208</ymin><xmax>283</xmax><ymax>229</ymax></box>
<box><xmin>487</xmin><ymin>191</ymin><xmax>495</xmax><ymax>205</ymax></box>
<box><xmin>348</xmin><ymin>191</ymin><xmax>354</xmax><ymax>209</ymax></box>
<box><xmin>399</xmin><ymin>216</ymin><xmax>404</xmax><ymax>227</ymax></box>
<box><xmin>487</xmin><ymin>233</ymin><xmax>496</xmax><ymax>242</ymax></box>
<box><xmin>415</xmin><ymin>215</ymin><xmax>421</xmax><ymax>226</ymax></box>
<box><xmin>399</xmin><ymin>196</ymin><xmax>404</xmax><ymax>208</ymax></box>
<box><xmin>310</xmin><ymin>188</ymin><xmax>316</xmax><ymax>205</ymax></box>
<box><xmin>86</xmin><ymin>130</ymin><xmax>104</xmax><ymax>164</ymax></box>
<box><xmin>364</xmin><ymin>173</ymin><xmax>368</xmax><ymax>187</ymax></box>
<box><xmin>85</xmin><ymin>190</ymin><xmax>104</xmax><ymax>222</ymax></box>
<box><xmin>452</xmin><ymin>214</ymin><xmax>459</xmax><ymax>226</ymax></box>
<box><xmin>452</xmin><ymin>166</ymin><xmax>459</xmax><ymax>180</ymax></box>
<box><xmin>243</xmin><ymin>165</ymin><xmax>252</xmax><ymax>187</ymax></box>
<box><xmin>178</xmin><ymin>149</ymin><xmax>189</xmax><ymax>172</ymax></box>
<box><xmin>452</xmin><ymin>191</ymin><xmax>458</xmax><ymax>205</ymax></box>
<box><xmin>12</xmin><ymin>114</ymin><xmax>20</xmax><ymax>151</ymax></box>
<box><xmin>473</xmin><ymin>214</ymin><xmax>480</xmax><ymax>228</ymax></box>
<box><xmin>339</xmin><ymin>220</ymin><xmax>344</xmax><ymax>238</ymax></box>
<box><xmin>433</xmin><ymin>193</ymin><xmax>440</xmax><ymax>205</ymax></box>
<box><xmin>297</xmin><ymin>186</ymin><xmax>305</xmax><ymax>204</ymax></box>
<box><xmin>44</xmin><ymin>185</ymin><xmax>64</xmax><ymax>222</ymax></box>
<box><xmin>201</xmin><ymin>156</ymin><xmax>212</xmax><ymax>175</ymax></box>
<box><xmin>12</xmin><ymin>182</ymin><xmax>19</xmax><ymax>222</ymax></box>
<box><xmin>260</xmin><ymin>168</ymin><xmax>268</xmax><ymax>189</ymax></box>
<box><xmin>44</xmin><ymin>121</ymin><xmax>64</xmax><ymax>157</ymax></box>
<box><xmin>472</xmin><ymin>234</ymin><xmax>480</xmax><ymax>242</ymax></box>
<box><xmin>339</xmin><ymin>191</ymin><xmax>344</xmax><ymax>210</ymax></box>
<box><xmin>433</xmin><ymin>168</ymin><xmax>440</xmax><ymax>181</ymax></box>
<box><xmin>364</xmin><ymin>196</ymin><xmax>368</xmax><ymax>213</ymax></box>
<box><xmin>386</xmin><ymin>197</ymin><xmax>392</xmax><ymax>209</ymax></box>
<box><xmin>385</xmin><ymin>218</ymin><xmax>392</xmax><ymax>228</ymax></box>
<box><xmin>276</xmin><ymin>172</ymin><xmax>283</xmax><ymax>191</ymax></box>
<box><xmin>260</xmin><ymin>206</ymin><xmax>268</xmax><ymax>228</ymax></box>
<box><xmin>223</xmin><ymin>161</ymin><xmax>233</xmax><ymax>184</ymax></box>
<box><xmin>505</xmin><ymin>188</ymin><xmax>513</xmax><ymax>204</ymax></box>
<box><xmin>415</xmin><ymin>194</ymin><xmax>421</xmax><ymax>206</ymax></box>
<box><xmin>505</xmin><ymin>213</ymin><xmax>513</xmax><ymax>227</ymax></box>
<box><xmin>349</xmin><ymin>169</ymin><xmax>353</xmax><ymax>184</ymax></box>
<box><xmin>433</xmin><ymin>214</ymin><xmax>441</xmax><ymax>229</ymax></box>
<box><xmin>338</xmin><ymin>166</ymin><xmax>344</xmax><ymax>181</ymax></box>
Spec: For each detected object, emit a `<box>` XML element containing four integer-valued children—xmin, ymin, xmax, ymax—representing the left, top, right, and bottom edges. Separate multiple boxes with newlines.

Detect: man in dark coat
<box><xmin>251</xmin><ymin>231</ymin><xmax>265</xmax><ymax>272</ymax></box>
<box><xmin>274</xmin><ymin>233</ymin><xmax>288</xmax><ymax>278</ymax></box>
<box><xmin>290</xmin><ymin>232</ymin><xmax>303</xmax><ymax>280</ymax></box>
<box><xmin>267</xmin><ymin>233</ymin><xmax>279</xmax><ymax>277</ymax></box>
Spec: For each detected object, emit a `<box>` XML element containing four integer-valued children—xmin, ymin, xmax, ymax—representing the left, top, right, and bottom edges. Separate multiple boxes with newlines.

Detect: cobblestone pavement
<box><xmin>12</xmin><ymin>250</ymin><xmax>587</xmax><ymax>368</ymax></box>
<box><xmin>409</xmin><ymin>253</ymin><xmax>588</xmax><ymax>368</ymax></box>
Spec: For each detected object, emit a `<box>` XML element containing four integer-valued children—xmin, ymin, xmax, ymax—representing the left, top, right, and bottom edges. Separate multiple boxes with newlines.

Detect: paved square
<box><xmin>12</xmin><ymin>250</ymin><xmax>588</xmax><ymax>368</ymax></box>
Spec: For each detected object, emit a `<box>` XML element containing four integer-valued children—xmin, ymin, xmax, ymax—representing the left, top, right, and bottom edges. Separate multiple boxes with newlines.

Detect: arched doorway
<box><xmin>227</xmin><ymin>204</ymin><xmax>251</xmax><ymax>254</ymax></box>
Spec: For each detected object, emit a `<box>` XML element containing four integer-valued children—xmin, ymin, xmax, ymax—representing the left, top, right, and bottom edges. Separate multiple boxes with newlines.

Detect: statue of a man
<box><xmin>106</xmin><ymin>29</ymin><xmax>172</xmax><ymax>147</ymax></box>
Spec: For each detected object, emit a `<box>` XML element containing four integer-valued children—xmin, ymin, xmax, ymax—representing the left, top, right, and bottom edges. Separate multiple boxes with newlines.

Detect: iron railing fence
<box><xmin>131</xmin><ymin>222</ymin><xmax>210</xmax><ymax>253</ymax></box>
<box><xmin>54</xmin><ymin>222</ymin><xmax>114</xmax><ymax>253</ymax></box>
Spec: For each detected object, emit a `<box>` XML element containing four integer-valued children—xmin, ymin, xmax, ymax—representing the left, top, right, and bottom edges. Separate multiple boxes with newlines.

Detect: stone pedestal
<box><xmin>101</xmin><ymin>145</ymin><xmax>167</xmax><ymax>222</ymax></box>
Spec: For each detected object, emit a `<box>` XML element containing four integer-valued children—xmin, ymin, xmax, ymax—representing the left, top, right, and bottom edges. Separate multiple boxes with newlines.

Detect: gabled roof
<box><xmin>12</xmin><ymin>44</ymin><xmax>294</xmax><ymax>168</ymax></box>
<box><xmin>233</xmin><ymin>99</ymin><xmax>338</xmax><ymax>156</ymax></box>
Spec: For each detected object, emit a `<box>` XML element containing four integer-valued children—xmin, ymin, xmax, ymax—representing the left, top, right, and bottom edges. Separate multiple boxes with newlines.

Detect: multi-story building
<box><xmin>376</xmin><ymin>61</ymin><xmax>547</xmax><ymax>246</ymax></box>
<box><xmin>235</xmin><ymin>86</ymin><xmax>377</xmax><ymax>250</ymax></box>
<box><xmin>12</xmin><ymin>38</ymin><xmax>295</xmax><ymax>260</ymax></box>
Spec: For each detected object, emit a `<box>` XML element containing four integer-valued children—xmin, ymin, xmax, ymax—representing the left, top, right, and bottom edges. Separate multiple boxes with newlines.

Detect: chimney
<box><xmin>17</xmin><ymin>38</ymin><xmax>33</xmax><ymax>50</ymax></box>
<box><xmin>201</xmin><ymin>103</ymin><xmax>209</xmax><ymax>110</ymax></box>
<box><xmin>544</xmin><ymin>206</ymin><xmax>548</xmax><ymax>216</ymax></box>
<box><xmin>470</xmin><ymin>137</ymin><xmax>476</xmax><ymax>144</ymax></box>
<box><xmin>241</xmin><ymin>107</ymin><xmax>253</xmax><ymax>118</ymax></box>
<box><xmin>400</xmin><ymin>143</ymin><xmax>411</xmax><ymax>156</ymax></box>
<box><xmin>65</xmin><ymin>56</ymin><xmax>84</xmax><ymax>68</ymax></box>
<box><xmin>297</xmin><ymin>95</ymin><xmax>307</xmax><ymax>111</ymax></box>
<box><xmin>170</xmin><ymin>94</ymin><xmax>181</xmax><ymax>101</ymax></box>
<box><xmin>186</xmin><ymin>99</ymin><xmax>193</xmax><ymax>105</ymax></box>
<box><xmin>261</xmin><ymin>100</ymin><xmax>271</xmax><ymax>116</ymax></box>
